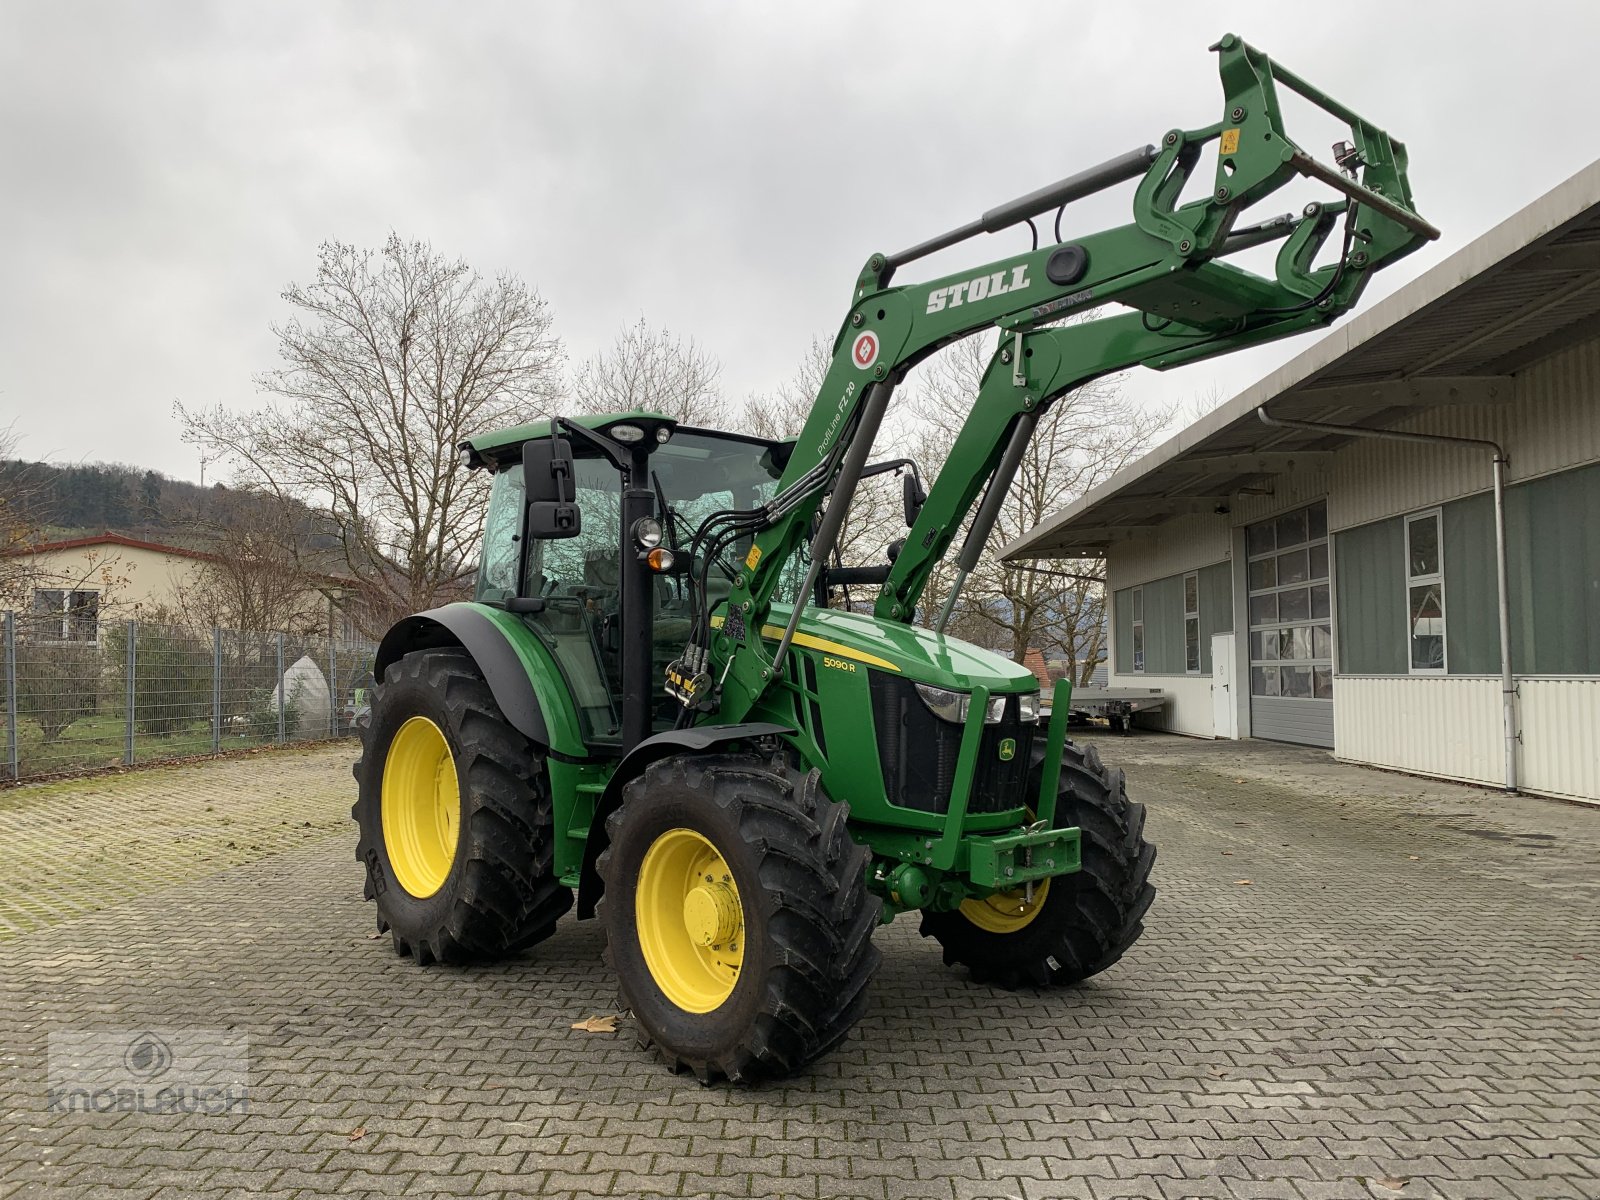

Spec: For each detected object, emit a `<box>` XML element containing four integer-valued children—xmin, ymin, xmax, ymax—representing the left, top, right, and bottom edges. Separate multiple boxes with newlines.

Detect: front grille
<box><xmin>868</xmin><ymin>673</ymin><xmax>1034</xmax><ymax>815</ymax></box>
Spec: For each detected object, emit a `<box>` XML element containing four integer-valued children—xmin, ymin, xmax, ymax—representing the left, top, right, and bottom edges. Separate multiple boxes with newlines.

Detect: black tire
<box><xmin>920</xmin><ymin>739</ymin><xmax>1156</xmax><ymax>988</ymax></box>
<box><xmin>598</xmin><ymin>753</ymin><xmax>881</xmax><ymax>1083</ymax></box>
<box><xmin>352</xmin><ymin>648</ymin><xmax>572</xmax><ymax>964</ymax></box>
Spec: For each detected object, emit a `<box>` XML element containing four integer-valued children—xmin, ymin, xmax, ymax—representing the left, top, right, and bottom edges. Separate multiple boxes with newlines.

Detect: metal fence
<box><xmin>1</xmin><ymin>611</ymin><xmax>378</xmax><ymax>782</ymax></box>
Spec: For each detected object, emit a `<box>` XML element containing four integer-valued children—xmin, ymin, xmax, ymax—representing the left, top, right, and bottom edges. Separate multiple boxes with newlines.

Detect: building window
<box><xmin>31</xmin><ymin>588</ymin><xmax>100</xmax><ymax>643</ymax></box>
<box><xmin>1406</xmin><ymin>509</ymin><xmax>1446</xmax><ymax>673</ymax></box>
<box><xmin>1184</xmin><ymin>572</ymin><xmax>1200</xmax><ymax>674</ymax></box>
<box><xmin>1247</xmin><ymin>501</ymin><xmax>1333</xmax><ymax>700</ymax></box>
<box><xmin>1131</xmin><ymin>586</ymin><xmax>1145</xmax><ymax>673</ymax></box>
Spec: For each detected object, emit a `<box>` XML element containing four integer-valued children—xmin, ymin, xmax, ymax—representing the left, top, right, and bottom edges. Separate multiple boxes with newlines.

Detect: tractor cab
<box><xmin>469</xmin><ymin>413</ymin><xmax>798</xmax><ymax>747</ymax></box>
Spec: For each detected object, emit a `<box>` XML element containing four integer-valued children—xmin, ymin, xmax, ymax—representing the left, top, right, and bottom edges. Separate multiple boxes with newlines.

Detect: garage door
<box><xmin>1247</xmin><ymin>501</ymin><xmax>1335</xmax><ymax>747</ymax></box>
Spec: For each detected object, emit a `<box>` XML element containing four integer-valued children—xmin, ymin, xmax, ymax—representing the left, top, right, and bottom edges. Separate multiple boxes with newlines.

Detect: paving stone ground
<box><xmin>1</xmin><ymin>734</ymin><xmax>1596</xmax><ymax>1199</ymax></box>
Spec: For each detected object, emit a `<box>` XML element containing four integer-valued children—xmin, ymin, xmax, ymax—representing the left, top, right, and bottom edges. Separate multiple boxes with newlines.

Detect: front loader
<box><xmin>352</xmin><ymin>34</ymin><xmax>1436</xmax><ymax>1082</ymax></box>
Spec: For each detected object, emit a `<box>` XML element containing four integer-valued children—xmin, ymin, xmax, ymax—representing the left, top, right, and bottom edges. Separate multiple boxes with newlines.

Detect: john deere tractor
<box><xmin>353</xmin><ymin>34</ymin><xmax>1435</xmax><ymax>1082</ymax></box>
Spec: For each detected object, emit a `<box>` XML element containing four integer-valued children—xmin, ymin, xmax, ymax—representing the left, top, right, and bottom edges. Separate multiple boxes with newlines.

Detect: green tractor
<box><xmin>353</xmin><ymin>34</ymin><xmax>1435</xmax><ymax>1082</ymax></box>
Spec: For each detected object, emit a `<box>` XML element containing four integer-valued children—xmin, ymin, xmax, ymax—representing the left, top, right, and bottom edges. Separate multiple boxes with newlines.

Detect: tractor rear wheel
<box><xmin>920</xmin><ymin>740</ymin><xmax>1155</xmax><ymax>988</ymax></box>
<box><xmin>598</xmin><ymin>753</ymin><xmax>881</xmax><ymax>1083</ymax></box>
<box><xmin>352</xmin><ymin>648</ymin><xmax>572</xmax><ymax>964</ymax></box>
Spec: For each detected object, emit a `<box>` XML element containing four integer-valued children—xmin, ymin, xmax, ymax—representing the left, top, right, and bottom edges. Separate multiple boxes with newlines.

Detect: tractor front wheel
<box><xmin>598</xmin><ymin>753</ymin><xmax>881</xmax><ymax>1083</ymax></box>
<box><xmin>352</xmin><ymin>648</ymin><xmax>572</xmax><ymax>964</ymax></box>
<box><xmin>920</xmin><ymin>740</ymin><xmax>1155</xmax><ymax>988</ymax></box>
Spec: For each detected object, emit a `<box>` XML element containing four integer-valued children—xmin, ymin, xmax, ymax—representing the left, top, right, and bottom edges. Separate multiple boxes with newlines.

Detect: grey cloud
<box><xmin>3</xmin><ymin>1</ymin><xmax>1596</xmax><ymax>479</ymax></box>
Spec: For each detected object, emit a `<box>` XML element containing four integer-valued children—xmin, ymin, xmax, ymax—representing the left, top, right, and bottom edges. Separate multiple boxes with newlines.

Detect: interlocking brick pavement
<box><xmin>0</xmin><ymin>746</ymin><xmax>350</xmax><ymax>939</ymax></box>
<box><xmin>0</xmin><ymin>735</ymin><xmax>1596</xmax><ymax>1199</ymax></box>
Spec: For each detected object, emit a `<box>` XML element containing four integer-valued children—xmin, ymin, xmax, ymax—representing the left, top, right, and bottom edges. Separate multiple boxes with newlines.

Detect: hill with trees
<box><xmin>0</xmin><ymin>457</ymin><xmax>316</xmax><ymax>545</ymax></box>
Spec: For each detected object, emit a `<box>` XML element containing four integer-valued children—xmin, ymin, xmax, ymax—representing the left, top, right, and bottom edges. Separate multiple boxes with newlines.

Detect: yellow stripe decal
<box><xmin>707</xmin><ymin>615</ymin><xmax>900</xmax><ymax>672</ymax></box>
<box><xmin>758</xmin><ymin>624</ymin><xmax>901</xmax><ymax>673</ymax></box>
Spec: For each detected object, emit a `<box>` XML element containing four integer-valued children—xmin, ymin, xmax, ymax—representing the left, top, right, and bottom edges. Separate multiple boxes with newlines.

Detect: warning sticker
<box><xmin>851</xmin><ymin>330</ymin><xmax>880</xmax><ymax>371</ymax></box>
<box><xmin>1219</xmin><ymin>127</ymin><xmax>1240</xmax><ymax>155</ymax></box>
<box><xmin>744</xmin><ymin>544</ymin><xmax>762</xmax><ymax>570</ymax></box>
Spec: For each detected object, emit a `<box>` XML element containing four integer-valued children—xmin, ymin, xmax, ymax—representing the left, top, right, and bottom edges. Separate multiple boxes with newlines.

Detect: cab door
<box><xmin>476</xmin><ymin>456</ymin><xmax>626</xmax><ymax>746</ymax></box>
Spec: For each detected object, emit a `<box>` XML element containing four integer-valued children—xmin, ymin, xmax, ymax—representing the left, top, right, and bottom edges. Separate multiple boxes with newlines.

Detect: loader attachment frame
<box><xmin>664</xmin><ymin>31</ymin><xmax>1434</xmax><ymax>727</ymax></box>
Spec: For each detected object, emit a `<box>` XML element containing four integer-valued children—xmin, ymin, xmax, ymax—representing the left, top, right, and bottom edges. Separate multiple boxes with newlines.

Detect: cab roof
<box><xmin>461</xmin><ymin>410</ymin><xmax>794</xmax><ymax>470</ymax></box>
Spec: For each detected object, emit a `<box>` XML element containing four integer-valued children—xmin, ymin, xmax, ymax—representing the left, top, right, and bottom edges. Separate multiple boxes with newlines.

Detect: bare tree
<box><xmin>179</xmin><ymin>489</ymin><xmax>333</xmax><ymax>636</ymax></box>
<box><xmin>744</xmin><ymin>335</ymin><xmax>909</xmax><ymax>605</ymax></box>
<box><xmin>0</xmin><ymin>422</ymin><xmax>46</xmax><ymax>606</ymax></box>
<box><xmin>907</xmin><ymin>331</ymin><xmax>1168</xmax><ymax>679</ymax></box>
<box><xmin>179</xmin><ymin>235</ymin><xmax>564</xmax><ymax>635</ymax></box>
<box><xmin>742</xmin><ymin>334</ymin><xmax>831</xmax><ymax>441</ymax></box>
<box><xmin>1172</xmin><ymin>380</ymin><xmax>1228</xmax><ymax>430</ymax></box>
<box><xmin>571</xmin><ymin>317</ymin><xmax>727</xmax><ymax>425</ymax></box>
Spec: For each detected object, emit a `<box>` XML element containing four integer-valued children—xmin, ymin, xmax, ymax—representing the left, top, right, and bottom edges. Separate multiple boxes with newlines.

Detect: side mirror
<box><xmin>902</xmin><ymin>473</ymin><xmax>928</xmax><ymax>527</ymax></box>
<box><xmin>523</xmin><ymin>435</ymin><xmax>581</xmax><ymax>539</ymax></box>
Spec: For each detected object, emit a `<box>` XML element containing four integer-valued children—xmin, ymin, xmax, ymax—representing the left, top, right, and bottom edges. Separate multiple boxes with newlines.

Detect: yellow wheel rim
<box><xmin>381</xmin><ymin>716</ymin><xmax>461</xmax><ymax>898</ymax></box>
<box><xmin>636</xmin><ymin>828</ymin><xmax>744</xmax><ymax>1013</ymax></box>
<box><xmin>960</xmin><ymin>876</ymin><xmax>1051</xmax><ymax>934</ymax></box>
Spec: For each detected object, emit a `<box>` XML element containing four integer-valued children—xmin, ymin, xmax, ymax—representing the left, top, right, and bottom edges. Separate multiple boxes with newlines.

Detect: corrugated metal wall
<box><xmin>1443</xmin><ymin>493</ymin><xmax>1502</xmax><ymax>674</ymax></box>
<box><xmin>1519</xmin><ymin>678</ymin><xmax>1600</xmax><ymax>801</ymax></box>
<box><xmin>1099</xmin><ymin>673</ymin><xmax>1217</xmax><ymax>737</ymax></box>
<box><xmin>1198</xmin><ymin>561</ymin><xmax>1233</xmax><ymax>673</ymax></box>
<box><xmin>1333</xmin><ymin>459</ymin><xmax>1600</xmax><ymax>677</ymax></box>
<box><xmin>1113</xmin><ymin>587</ymin><xmax>1134</xmax><ymax>674</ymax></box>
<box><xmin>1335</xmin><ymin>676</ymin><xmax>1503</xmax><ymax>785</ymax></box>
<box><xmin>1141</xmin><ymin>575</ymin><xmax>1186</xmax><ymax>674</ymax></box>
<box><xmin>1106</xmin><ymin>513</ymin><xmax>1231</xmax><ymax>588</ymax></box>
<box><xmin>1104</xmin><ymin>561</ymin><xmax>1233</xmax><ymax>738</ymax></box>
<box><xmin>1336</xmin><ymin>675</ymin><xmax>1600</xmax><ymax>803</ymax></box>
<box><xmin>1225</xmin><ymin>338</ymin><xmax>1600</xmax><ymax>537</ymax></box>
<box><xmin>1110</xmin><ymin>560</ymin><xmax>1231</xmax><ymax>676</ymax></box>
<box><xmin>1507</xmin><ymin>462</ymin><xmax>1600</xmax><ymax>674</ymax></box>
<box><xmin>1334</xmin><ymin>517</ymin><xmax>1407</xmax><ymax>674</ymax></box>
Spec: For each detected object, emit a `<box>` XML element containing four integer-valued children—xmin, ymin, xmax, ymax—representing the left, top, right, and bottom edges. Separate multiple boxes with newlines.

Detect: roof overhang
<box><xmin>1004</xmin><ymin>159</ymin><xmax>1600</xmax><ymax>560</ymax></box>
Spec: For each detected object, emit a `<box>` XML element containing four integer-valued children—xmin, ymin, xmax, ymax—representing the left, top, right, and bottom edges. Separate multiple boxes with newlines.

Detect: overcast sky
<box><xmin>4</xmin><ymin>1</ymin><xmax>1598</xmax><ymax>483</ymax></box>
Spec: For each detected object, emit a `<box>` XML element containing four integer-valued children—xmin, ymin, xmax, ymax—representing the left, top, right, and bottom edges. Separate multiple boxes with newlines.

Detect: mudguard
<box><xmin>375</xmin><ymin>604</ymin><xmax>583</xmax><ymax>758</ymax></box>
<box><xmin>575</xmin><ymin>721</ymin><xmax>794</xmax><ymax>919</ymax></box>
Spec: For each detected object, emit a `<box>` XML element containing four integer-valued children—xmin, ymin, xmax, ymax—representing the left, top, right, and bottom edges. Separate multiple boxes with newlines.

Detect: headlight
<box><xmin>1018</xmin><ymin>693</ymin><xmax>1041</xmax><ymax>723</ymax></box>
<box><xmin>913</xmin><ymin>685</ymin><xmax>1010</xmax><ymax>725</ymax></box>
<box><xmin>632</xmin><ymin>516</ymin><xmax>663</xmax><ymax>550</ymax></box>
<box><xmin>609</xmin><ymin>423</ymin><xmax>644</xmax><ymax>444</ymax></box>
<box><xmin>914</xmin><ymin>683</ymin><xmax>966</xmax><ymax>724</ymax></box>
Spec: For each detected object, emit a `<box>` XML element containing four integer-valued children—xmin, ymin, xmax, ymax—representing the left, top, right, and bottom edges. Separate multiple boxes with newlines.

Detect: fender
<box><xmin>575</xmin><ymin>721</ymin><xmax>794</xmax><ymax>919</ymax></box>
<box><xmin>376</xmin><ymin>604</ymin><xmax>572</xmax><ymax>752</ymax></box>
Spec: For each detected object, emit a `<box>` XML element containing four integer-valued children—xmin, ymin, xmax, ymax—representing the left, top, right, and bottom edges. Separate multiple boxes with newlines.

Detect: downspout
<box><xmin>1256</xmin><ymin>406</ymin><xmax>1517</xmax><ymax>793</ymax></box>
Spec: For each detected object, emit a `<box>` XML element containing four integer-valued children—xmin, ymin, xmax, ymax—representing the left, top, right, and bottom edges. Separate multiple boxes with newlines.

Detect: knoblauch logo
<box><xmin>123</xmin><ymin>1032</ymin><xmax>173</xmax><ymax>1080</ymax></box>
<box><xmin>47</xmin><ymin>1028</ymin><xmax>250</xmax><ymax>1115</ymax></box>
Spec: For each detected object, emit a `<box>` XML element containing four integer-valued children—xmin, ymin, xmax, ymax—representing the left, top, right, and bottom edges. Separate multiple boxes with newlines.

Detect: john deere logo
<box><xmin>998</xmin><ymin>737</ymin><xmax>1016</xmax><ymax>762</ymax></box>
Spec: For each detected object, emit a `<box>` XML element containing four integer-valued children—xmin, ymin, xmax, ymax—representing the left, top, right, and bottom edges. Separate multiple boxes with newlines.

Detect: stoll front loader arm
<box><xmin>668</xmin><ymin>32</ymin><xmax>1436</xmax><ymax>724</ymax></box>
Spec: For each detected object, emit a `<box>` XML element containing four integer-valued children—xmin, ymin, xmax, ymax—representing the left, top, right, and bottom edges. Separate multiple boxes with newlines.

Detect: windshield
<box><xmin>649</xmin><ymin>430</ymin><xmax>804</xmax><ymax>602</ymax></box>
<box><xmin>652</xmin><ymin>430</ymin><xmax>780</xmax><ymax>529</ymax></box>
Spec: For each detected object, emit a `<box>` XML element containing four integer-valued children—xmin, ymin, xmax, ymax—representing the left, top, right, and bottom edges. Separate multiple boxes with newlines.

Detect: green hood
<box><xmin>763</xmin><ymin>604</ymin><xmax>1036</xmax><ymax>692</ymax></box>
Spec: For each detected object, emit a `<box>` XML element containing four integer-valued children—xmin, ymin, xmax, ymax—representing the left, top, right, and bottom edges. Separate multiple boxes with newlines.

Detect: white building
<box><xmin>1007</xmin><ymin>162</ymin><xmax>1600</xmax><ymax>805</ymax></box>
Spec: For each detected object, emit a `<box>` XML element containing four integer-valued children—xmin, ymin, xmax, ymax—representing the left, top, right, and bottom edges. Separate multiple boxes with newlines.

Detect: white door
<box><xmin>1211</xmin><ymin>632</ymin><xmax>1238</xmax><ymax>739</ymax></box>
